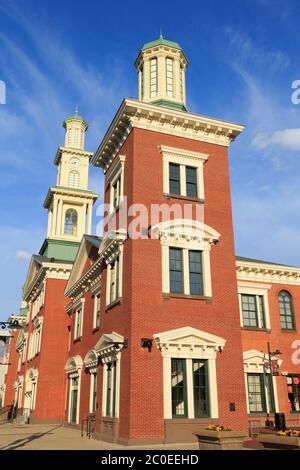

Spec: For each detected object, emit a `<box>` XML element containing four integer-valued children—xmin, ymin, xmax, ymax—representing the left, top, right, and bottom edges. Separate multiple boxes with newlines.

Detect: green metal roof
<box><xmin>142</xmin><ymin>37</ymin><xmax>181</xmax><ymax>51</ymax></box>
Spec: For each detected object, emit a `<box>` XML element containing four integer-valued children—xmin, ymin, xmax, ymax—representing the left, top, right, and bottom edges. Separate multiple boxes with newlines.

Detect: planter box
<box><xmin>194</xmin><ymin>430</ymin><xmax>248</xmax><ymax>450</ymax></box>
<box><xmin>257</xmin><ymin>434</ymin><xmax>300</xmax><ymax>450</ymax></box>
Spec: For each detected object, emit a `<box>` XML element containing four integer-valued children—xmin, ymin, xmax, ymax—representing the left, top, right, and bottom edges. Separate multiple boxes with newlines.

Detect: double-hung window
<box><xmin>74</xmin><ymin>305</ymin><xmax>83</xmax><ymax>339</ymax></box>
<box><xmin>169</xmin><ymin>248</ymin><xmax>204</xmax><ymax>296</ymax></box>
<box><xmin>93</xmin><ymin>292</ymin><xmax>100</xmax><ymax>329</ymax></box>
<box><xmin>169</xmin><ymin>163</ymin><xmax>181</xmax><ymax>195</ymax></box>
<box><xmin>104</xmin><ymin>362</ymin><xmax>117</xmax><ymax>417</ymax></box>
<box><xmin>161</xmin><ymin>146</ymin><xmax>208</xmax><ymax>200</ymax></box>
<box><xmin>241</xmin><ymin>294</ymin><xmax>266</xmax><ymax>328</ymax></box>
<box><xmin>171</xmin><ymin>358</ymin><xmax>210</xmax><ymax>419</ymax></box>
<box><xmin>279</xmin><ymin>291</ymin><xmax>295</xmax><ymax>330</ymax></box>
<box><xmin>107</xmin><ymin>155</ymin><xmax>125</xmax><ymax>214</ymax></box>
<box><xmin>109</xmin><ymin>257</ymin><xmax>120</xmax><ymax>305</ymax></box>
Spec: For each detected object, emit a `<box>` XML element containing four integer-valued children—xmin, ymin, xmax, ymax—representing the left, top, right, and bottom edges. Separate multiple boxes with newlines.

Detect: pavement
<box><xmin>0</xmin><ymin>423</ymin><xmax>200</xmax><ymax>450</ymax></box>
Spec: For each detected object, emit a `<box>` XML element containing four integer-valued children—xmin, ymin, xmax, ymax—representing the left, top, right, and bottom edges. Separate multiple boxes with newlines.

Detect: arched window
<box><xmin>279</xmin><ymin>291</ymin><xmax>295</xmax><ymax>330</ymax></box>
<box><xmin>69</xmin><ymin>170</ymin><xmax>79</xmax><ymax>188</ymax></box>
<box><xmin>64</xmin><ymin>209</ymin><xmax>78</xmax><ymax>236</ymax></box>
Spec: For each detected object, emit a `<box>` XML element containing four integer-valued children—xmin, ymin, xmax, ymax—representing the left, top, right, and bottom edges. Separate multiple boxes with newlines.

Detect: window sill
<box><xmin>106</xmin><ymin>297</ymin><xmax>121</xmax><ymax>311</ymax></box>
<box><xmin>164</xmin><ymin>193</ymin><xmax>205</xmax><ymax>204</ymax></box>
<box><xmin>163</xmin><ymin>292</ymin><xmax>212</xmax><ymax>303</ymax></box>
<box><xmin>281</xmin><ymin>328</ymin><xmax>297</xmax><ymax>333</ymax></box>
<box><xmin>241</xmin><ymin>327</ymin><xmax>271</xmax><ymax>333</ymax></box>
<box><xmin>73</xmin><ymin>337</ymin><xmax>82</xmax><ymax>343</ymax></box>
<box><xmin>92</xmin><ymin>326</ymin><xmax>100</xmax><ymax>334</ymax></box>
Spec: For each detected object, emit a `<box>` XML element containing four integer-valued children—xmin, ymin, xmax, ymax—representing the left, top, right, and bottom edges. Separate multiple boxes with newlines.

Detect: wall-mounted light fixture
<box><xmin>141</xmin><ymin>338</ymin><xmax>153</xmax><ymax>352</ymax></box>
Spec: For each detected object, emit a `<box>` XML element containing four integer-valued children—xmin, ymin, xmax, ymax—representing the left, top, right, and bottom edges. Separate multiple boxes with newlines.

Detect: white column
<box><xmin>203</xmin><ymin>250</ymin><xmax>212</xmax><ymax>297</ymax></box>
<box><xmin>57</xmin><ymin>199</ymin><xmax>63</xmax><ymax>236</ymax></box>
<box><xmin>186</xmin><ymin>359</ymin><xmax>194</xmax><ymax>418</ymax></box>
<box><xmin>47</xmin><ymin>209</ymin><xmax>53</xmax><ymax>237</ymax></box>
<box><xmin>174</xmin><ymin>59</ymin><xmax>181</xmax><ymax>102</ymax></box>
<box><xmin>162</xmin><ymin>245</ymin><xmax>169</xmax><ymax>293</ymax></box>
<box><xmin>52</xmin><ymin>198</ymin><xmax>58</xmax><ymax>236</ymax></box>
<box><xmin>87</xmin><ymin>203</ymin><xmax>92</xmax><ymax>234</ymax></box>
<box><xmin>143</xmin><ymin>59</ymin><xmax>150</xmax><ymax>102</ymax></box>
<box><xmin>180</xmin><ymin>165</ymin><xmax>186</xmax><ymax>196</ymax></box>
<box><xmin>183</xmin><ymin>249</ymin><xmax>190</xmax><ymax>295</ymax></box>
<box><xmin>208</xmin><ymin>358</ymin><xmax>219</xmax><ymax>419</ymax></box>
<box><xmin>163</xmin><ymin>357</ymin><xmax>172</xmax><ymax>419</ymax></box>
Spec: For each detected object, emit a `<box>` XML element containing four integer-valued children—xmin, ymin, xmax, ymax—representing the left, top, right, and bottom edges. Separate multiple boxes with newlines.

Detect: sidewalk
<box><xmin>0</xmin><ymin>423</ymin><xmax>199</xmax><ymax>450</ymax></box>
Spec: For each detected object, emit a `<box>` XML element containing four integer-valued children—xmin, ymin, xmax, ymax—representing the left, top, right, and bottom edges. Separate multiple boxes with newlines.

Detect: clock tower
<box><xmin>40</xmin><ymin>111</ymin><xmax>98</xmax><ymax>261</ymax></box>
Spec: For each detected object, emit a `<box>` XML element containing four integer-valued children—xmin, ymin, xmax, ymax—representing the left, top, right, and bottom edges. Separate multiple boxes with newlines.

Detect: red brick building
<box><xmin>3</xmin><ymin>36</ymin><xmax>300</xmax><ymax>444</ymax></box>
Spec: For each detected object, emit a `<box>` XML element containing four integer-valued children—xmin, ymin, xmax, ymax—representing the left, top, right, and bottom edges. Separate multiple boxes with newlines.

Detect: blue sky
<box><xmin>1</xmin><ymin>0</ymin><xmax>300</xmax><ymax>320</ymax></box>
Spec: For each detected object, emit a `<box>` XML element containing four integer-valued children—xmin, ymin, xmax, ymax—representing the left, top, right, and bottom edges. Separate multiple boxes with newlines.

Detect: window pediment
<box><xmin>151</xmin><ymin>219</ymin><xmax>220</xmax><ymax>249</ymax></box>
<box><xmin>243</xmin><ymin>349</ymin><xmax>282</xmax><ymax>373</ymax></box>
<box><xmin>154</xmin><ymin>326</ymin><xmax>226</xmax><ymax>358</ymax></box>
<box><xmin>65</xmin><ymin>355</ymin><xmax>83</xmax><ymax>377</ymax></box>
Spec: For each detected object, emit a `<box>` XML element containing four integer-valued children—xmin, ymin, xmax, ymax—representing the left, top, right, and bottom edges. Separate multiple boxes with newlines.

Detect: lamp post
<box><xmin>266</xmin><ymin>342</ymin><xmax>282</xmax><ymax>426</ymax></box>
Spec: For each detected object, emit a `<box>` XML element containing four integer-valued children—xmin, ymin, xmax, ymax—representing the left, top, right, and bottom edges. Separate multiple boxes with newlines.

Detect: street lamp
<box><xmin>266</xmin><ymin>342</ymin><xmax>282</xmax><ymax>427</ymax></box>
<box><xmin>0</xmin><ymin>320</ymin><xmax>23</xmax><ymax>330</ymax></box>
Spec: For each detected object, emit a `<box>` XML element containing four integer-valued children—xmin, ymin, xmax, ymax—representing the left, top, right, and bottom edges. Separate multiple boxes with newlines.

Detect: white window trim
<box><xmin>74</xmin><ymin>299</ymin><xmax>85</xmax><ymax>340</ymax></box>
<box><xmin>65</xmin><ymin>355</ymin><xmax>83</xmax><ymax>424</ymax></box>
<box><xmin>243</xmin><ymin>350</ymin><xmax>281</xmax><ymax>414</ymax></box>
<box><xmin>89</xmin><ymin>372</ymin><xmax>97</xmax><ymax>414</ymax></box>
<box><xmin>238</xmin><ymin>282</ymin><xmax>271</xmax><ymax>329</ymax></box>
<box><xmin>154</xmin><ymin>326</ymin><xmax>226</xmax><ymax>420</ymax></box>
<box><xmin>102</xmin><ymin>356</ymin><xmax>121</xmax><ymax>418</ymax></box>
<box><xmin>107</xmin><ymin>155</ymin><xmax>126</xmax><ymax>214</ymax></box>
<box><xmin>93</xmin><ymin>289</ymin><xmax>101</xmax><ymax>329</ymax></box>
<box><xmin>153</xmin><ymin>219</ymin><xmax>220</xmax><ymax>298</ymax></box>
<box><xmin>105</xmin><ymin>246</ymin><xmax>124</xmax><ymax>307</ymax></box>
<box><xmin>159</xmin><ymin>145</ymin><xmax>208</xmax><ymax>199</ymax></box>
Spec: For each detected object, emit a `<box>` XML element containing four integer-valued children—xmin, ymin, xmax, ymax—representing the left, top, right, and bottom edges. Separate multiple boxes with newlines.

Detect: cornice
<box><xmin>92</xmin><ymin>98</ymin><xmax>244</xmax><ymax>173</ymax></box>
<box><xmin>65</xmin><ymin>258</ymin><xmax>101</xmax><ymax>299</ymax></box>
<box><xmin>54</xmin><ymin>146</ymin><xmax>93</xmax><ymax>165</ymax></box>
<box><xmin>43</xmin><ymin>186</ymin><xmax>98</xmax><ymax>209</ymax></box>
<box><xmin>23</xmin><ymin>262</ymin><xmax>73</xmax><ymax>301</ymax></box>
<box><xmin>236</xmin><ymin>260</ymin><xmax>300</xmax><ymax>286</ymax></box>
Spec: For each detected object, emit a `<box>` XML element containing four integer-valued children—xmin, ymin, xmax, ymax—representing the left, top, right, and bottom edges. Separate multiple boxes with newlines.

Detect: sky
<box><xmin>1</xmin><ymin>0</ymin><xmax>300</xmax><ymax>320</ymax></box>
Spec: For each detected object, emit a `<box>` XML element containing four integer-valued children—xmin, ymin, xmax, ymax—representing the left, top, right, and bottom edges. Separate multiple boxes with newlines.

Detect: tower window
<box><xmin>150</xmin><ymin>58</ymin><xmax>157</xmax><ymax>97</ymax></box>
<box><xmin>64</xmin><ymin>209</ymin><xmax>78</xmax><ymax>236</ymax></box>
<box><xmin>166</xmin><ymin>57</ymin><xmax>174</xmax><ymax>97</ymax></box>
<box><xmin>69</xmin><ymin>170</ymin><xmax>79</xmax><ymax>188</ymax></box>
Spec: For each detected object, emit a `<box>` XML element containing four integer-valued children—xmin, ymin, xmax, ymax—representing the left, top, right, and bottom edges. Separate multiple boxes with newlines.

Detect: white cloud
<box><xmin>252</xmin><ymin>128</ymin><xmax>300</xmax><ymax>151</ymax></box>
<box><xmin>16</xmin><ymin>250</ymin><xmax>31</xmax><ymax>260</ymax></box>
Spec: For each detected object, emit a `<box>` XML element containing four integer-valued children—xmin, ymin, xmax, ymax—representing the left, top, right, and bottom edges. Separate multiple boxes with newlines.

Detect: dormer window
<box><xmin>150</xmin><ymin>58</ymin><xmax>157</xmax><ymax>97</ymax></box>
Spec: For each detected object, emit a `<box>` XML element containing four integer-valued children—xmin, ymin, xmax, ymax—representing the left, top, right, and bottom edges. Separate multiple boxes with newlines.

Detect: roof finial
<box><xmin>160</xmin><ymin>28</ymin><xmax>163</xmax><ymax>40</ymax></box>
<box><xmin>75</xmin><ymin>105</ymin><xmax>78</xmax><ymax>116</ymax></box>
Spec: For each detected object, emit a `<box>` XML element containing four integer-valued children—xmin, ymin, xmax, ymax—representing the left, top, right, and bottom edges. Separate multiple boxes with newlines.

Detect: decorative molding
<box><xmin>159</xmin><ymin>145</ymin><xmax>208</xmax><ymax>162</ymax></box>
<box><xmin>65</xmin><ymin>355</ymin><xmax>83</xmax><ymax>378</ymax></box>
<box><xmin>65</xmin><ymin>256</ymin><xmax>101</xmax><ymax>298</ymax></box>
<box><xmin>99</xmin><ymin>229</ymin><xmax>127</xmax><ymax>264</ymax></box>
<box><xmin>154</xmin><ymin>326</ymin><xmax>226</xmax><ymax>359</ymax></box>
<box><xmin>54</xmin><ymin>146</ymin><xmax>93</xmax><ymax>165</ymax></box>
<box><xmin>92</xmin><ymin>99</ymin><xmax>244</xmax><ymax>172</ymax></box>
<box><xmin>236</xmin><ymin>260</ymin><xmax>300</xmax><ymax>285</ymax></box>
